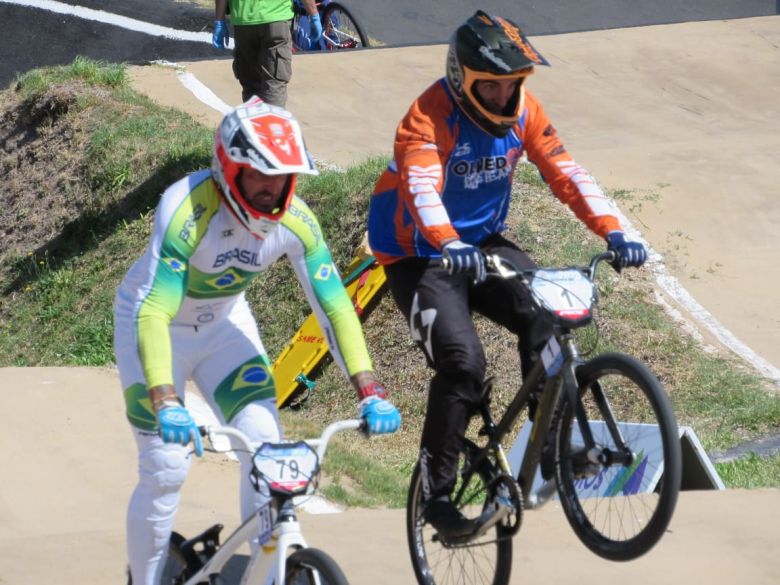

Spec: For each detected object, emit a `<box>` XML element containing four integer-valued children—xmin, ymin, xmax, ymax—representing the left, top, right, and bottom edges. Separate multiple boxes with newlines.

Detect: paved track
<box><xmin>0</xmin><ymin>367</ymin><xmax>778</xmax><ymax>584</ymax></box>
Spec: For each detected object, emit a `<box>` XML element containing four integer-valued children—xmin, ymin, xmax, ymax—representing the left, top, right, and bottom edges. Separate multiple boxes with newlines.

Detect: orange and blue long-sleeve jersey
<box><xmin>367</xmin><ymin>79</ymin><xmax>624</xmax><ymax>264</ymax></box>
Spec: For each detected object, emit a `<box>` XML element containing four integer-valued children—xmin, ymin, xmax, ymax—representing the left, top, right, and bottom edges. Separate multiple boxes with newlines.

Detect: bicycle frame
<box><xmin>182</xmin><ymin>506</ymin><xmax>302</xmax><ymax>585</ymax></box>
<box><xmin>181</xmin><ymin>420</ymin><xmax>361</xmax><ymax>585</ymax></box>
<box><xmin>452</xmin><ymin>252</ymin><xmax>624</xmax><ymax>511</ymax></box>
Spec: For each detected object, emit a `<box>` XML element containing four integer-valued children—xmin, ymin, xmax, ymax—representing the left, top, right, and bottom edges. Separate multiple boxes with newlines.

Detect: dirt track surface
<box><xmin>129</xmin><ymin>16</ymin><xmax>780</xmax><ymax>377</ymax></box>
<box><xmin>0</xmin><ymin>367</ymin><xmax>778</xmax><ymax>584</ymax></box>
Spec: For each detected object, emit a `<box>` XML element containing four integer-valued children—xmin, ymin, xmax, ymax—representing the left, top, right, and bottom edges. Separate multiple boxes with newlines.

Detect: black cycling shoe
<box><xmin>424</xmin><ymin>496</ymin><xmax>477</xmax><ymax>539</ymax></box>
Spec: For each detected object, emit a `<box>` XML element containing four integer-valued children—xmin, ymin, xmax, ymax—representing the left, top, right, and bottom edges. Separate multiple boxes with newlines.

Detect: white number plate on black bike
<box><xmin>531</xmin><ymin>269</ymin><xmax>595</xmax><ymax>321</ymax></box>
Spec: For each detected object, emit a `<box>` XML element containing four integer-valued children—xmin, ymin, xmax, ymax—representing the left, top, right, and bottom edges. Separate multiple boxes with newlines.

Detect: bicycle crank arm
<box><xmin>470</xmin><ymin>500</ymin><xmax>516</xmax><ymax>539</ymax></box>
<box><xmin>526</xmin><ymin>480</ymin><xmax>557</xmax><ymax>509</ymax></box>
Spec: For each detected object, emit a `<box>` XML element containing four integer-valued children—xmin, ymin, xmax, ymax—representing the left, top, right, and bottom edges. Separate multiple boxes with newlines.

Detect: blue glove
<box><xmin>212</xmin><ymin>19</ymin><xmax>230</xmax><ymax>50</ymax></box>
<box><xmin>442</xmin><ymin>240</ymin><xmax>486</xmax><ymax>283</ymax></box>
<box><xmin>359</xmin><ymin>397</ymin><xmax>401</xmax><ymax>435</ymax></box>
<box><xmin>606</xmin><ymin>231</ymin><xmax>647</xmax><ymax>269</ymax></box>
<box><xmin>309</xmin><ymin>13</ymin><xmax>323</xmax><ymax>43</ymax></box>
<box><xmin>158</xmin><ymin>404</ymin><xmax>203</xmax><ymax>456</ymax></box>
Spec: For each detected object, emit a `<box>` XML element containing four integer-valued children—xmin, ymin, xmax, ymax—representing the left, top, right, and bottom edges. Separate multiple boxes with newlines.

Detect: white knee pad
<box><xmin>137</xmin><ymin>435</ymin><xmax>192</xmax><ymax>495</ymax></box>
<box><xmin>127</xmin><ymin>433</ymin><xmax>193</xmax><ymax>585</ymax></box>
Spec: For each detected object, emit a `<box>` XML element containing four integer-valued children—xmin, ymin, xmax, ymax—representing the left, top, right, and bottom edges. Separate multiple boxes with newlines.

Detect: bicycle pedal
<box><xmin>570</xmin><ymin>450</ymin><xmax>600</xmax><ymax>479</ymax></box>
<box><xmin>182</xmin><ymin>523</ymin><xmax>224</xmax><ymax>560</ymax></box>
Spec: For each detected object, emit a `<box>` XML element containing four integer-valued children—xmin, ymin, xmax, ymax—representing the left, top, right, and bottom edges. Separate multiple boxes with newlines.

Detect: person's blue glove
<box><xmin>359</xmin><ymin>396</ymin><xmax>401</xmax><ymax>435</ymax></box>
<box><xmin>309</xmin><ymin>13</ymin><xmax>323</xmax><ymax>43</ymax></box>
<box><xmin>442</xmin><ymin>240</ymin><xmax>487</xmax><ymax>283</ymax></box>
<box><xmin>606</xmin><ymin>231</ymin><xmax>647</xmax><ymax>269</ymax></box>
<box><xmin>157</xmin><ymin>404</ymin><xmax>203</xmax><ymax>456</ymax></box>
<box><xmin>212</xmin><ymin>19</ymin><xmax>230</xmax><ymax>50</ymax></box>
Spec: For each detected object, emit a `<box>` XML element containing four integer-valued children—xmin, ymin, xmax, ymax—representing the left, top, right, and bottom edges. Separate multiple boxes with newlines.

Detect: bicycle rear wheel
<box><xmin>406</xmin><ymin>458</ymin><xmax>513</xmax><ymax>585</ymax></box>
<box><xmin>321</xmin><ymin>2</ymin><xmax>369</xmax><ymax>50</ymax></box>
<box><xmin>555</xmin><ymin>352</ymin><xmax>682</xmax><ymax>561</ymax></box>
<box><xmin>285</xmin><ymin>547</ymin><xmax>350</xmax><ymax>585</ymax></box>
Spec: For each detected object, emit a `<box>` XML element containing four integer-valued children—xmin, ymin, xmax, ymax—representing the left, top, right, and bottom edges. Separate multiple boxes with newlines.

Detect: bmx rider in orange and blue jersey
<box><xmin>367</xmin><ymin>10</ymin><xmax>646</xmax><ymax>539</ymax></box>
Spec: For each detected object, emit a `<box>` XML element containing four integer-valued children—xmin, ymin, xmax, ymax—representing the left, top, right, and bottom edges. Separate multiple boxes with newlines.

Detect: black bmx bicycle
<box><xmin>407</xmin><ymin>251</ymin><xmax>682</xmax><ymax>585</ymax></box>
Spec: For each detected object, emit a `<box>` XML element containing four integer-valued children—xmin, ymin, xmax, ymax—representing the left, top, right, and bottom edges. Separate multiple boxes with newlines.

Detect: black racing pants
<box><xmin>385</xmin><ymin>234</ymin><xmax>553</xmax><ymax>499</ymax></box>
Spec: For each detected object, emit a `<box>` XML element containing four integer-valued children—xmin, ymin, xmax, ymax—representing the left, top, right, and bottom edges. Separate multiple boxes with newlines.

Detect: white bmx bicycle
<box><xmin>132</xmin><ymin>419</ymin><xmax>367</xmax><ymax>585</ymax></box>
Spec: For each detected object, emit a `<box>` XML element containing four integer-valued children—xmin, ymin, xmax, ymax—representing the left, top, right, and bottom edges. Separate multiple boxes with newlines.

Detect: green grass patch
<box><xmin>716</xmin><ymin>454</ymin><xmax>780</xmax><ymax>489</ymax></box>
<box><xmin>1</xmin><ymin>58</ymin><xmax>778</xmax><ymax>509</ymax></box>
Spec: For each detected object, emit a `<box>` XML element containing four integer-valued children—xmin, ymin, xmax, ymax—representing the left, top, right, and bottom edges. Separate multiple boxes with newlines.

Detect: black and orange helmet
<box><xmin>446</xmin><ymin>11</ymin><xmax>550</xmax><ymax>137</ymax></box>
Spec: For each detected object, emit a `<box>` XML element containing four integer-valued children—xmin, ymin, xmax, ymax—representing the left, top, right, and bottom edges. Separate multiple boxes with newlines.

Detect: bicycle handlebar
<box><xmin>198</xmin><ymin>418</ymin><xmax>366</xmax><ymax>462</ymax></box>
<box><xmin>440</xmin><ymin>250</ymin><xmax>617</xmax><ymax>282</ymax></box>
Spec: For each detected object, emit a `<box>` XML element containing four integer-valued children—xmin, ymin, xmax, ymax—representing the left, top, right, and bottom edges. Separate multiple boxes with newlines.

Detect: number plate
<box><xmin>252</xmin><ymin>441</ymin><xmax>319</xmax><ymax>495</ymax></box>
<box><xmin>531</xmin><ymin>269</ymin><xmax>594</xmax><ymax>320</ymax></box>
<box><xmin>257</xmin><ymin>502</ymin><xmax>272</xmax><ymax>545</ymax></box>
<box><xmin>541</xmin><ymin>335</ymin><xmax>563</xmax><ymax>376</ymax></box>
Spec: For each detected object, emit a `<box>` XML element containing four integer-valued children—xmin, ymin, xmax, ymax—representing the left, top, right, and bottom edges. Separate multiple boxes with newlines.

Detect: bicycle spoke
<box><xmin>407</xmin><ymin>460</ymin><xmax>513</xmax><ymax>585</ymax></box>
<box><xmin>557</xmin><ymin>353</ymin><xmax>680</xmax><ymax>560</ymax></box>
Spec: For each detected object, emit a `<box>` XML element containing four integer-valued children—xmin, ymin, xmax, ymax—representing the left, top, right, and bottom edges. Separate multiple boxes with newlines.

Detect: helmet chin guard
<box><xmin>446</xmin><ymin>11</ymin><xmax>549</xmax><ymax>137</ymax></box>
<box><xmin>212</xmin><ymin>97</ymin><xmax>318</xmax><ymax>239</ymax></box>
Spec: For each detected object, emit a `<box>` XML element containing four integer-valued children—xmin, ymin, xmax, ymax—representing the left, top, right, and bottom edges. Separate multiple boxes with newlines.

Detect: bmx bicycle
<box><xmin>292</xmin><ymin>0</ymin><xmax>369</xmax><ymax>52</ymax></box>
<box><xmin>407</xmin><ymin>251</ymin><xmax>682</xmax><ymax>585</ymax></box>
<box><xmin>133</xmin><ymin>419</ymin><xmax>369</xmax><ymax>584</ymax></box>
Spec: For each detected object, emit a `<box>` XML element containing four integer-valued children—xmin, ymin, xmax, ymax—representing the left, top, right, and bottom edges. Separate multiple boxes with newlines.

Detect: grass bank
<box><xmin>1</xmin><ymin>59</ymin><xmax>778</xmax><ymax>505</ymax></box>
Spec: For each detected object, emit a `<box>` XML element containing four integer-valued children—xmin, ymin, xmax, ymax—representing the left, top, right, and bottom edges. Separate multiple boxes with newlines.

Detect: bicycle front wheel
<box><xmin>555</xmin><ymin>352</ymin><xmax>682</xmax><ymax>561</ymax></box>
<box><xmin>321</xmin><ymin>2</ymin><xmax>369</xmax><ymax>49</ymax></box>
<box><xmin>285</xmin><ymin>547</ymin><xmax>350</xmax><ymax>585</ymax></box>
<box><xmin>406</xmin><ymin>460</ymin><xmax>513</xmax><ymax>585</ymax></box>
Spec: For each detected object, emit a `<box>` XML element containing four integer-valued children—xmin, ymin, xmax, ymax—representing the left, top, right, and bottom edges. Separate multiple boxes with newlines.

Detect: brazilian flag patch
<box><xmin>214</xmin><ymin>356</ymin><xmax>277</xmax><ymax>422</ymax></box>
<box><xmin>124</xmin><ymin>382</ymin><xmax>158</xmax><ymax>431</ymax></box>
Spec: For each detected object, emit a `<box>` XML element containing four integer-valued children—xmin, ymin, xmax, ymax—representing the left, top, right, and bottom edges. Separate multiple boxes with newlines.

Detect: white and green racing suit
<box><xmin>114</xmin><ymin>169</ymin><xmax>372</xmax><ymax>585</ymax></box>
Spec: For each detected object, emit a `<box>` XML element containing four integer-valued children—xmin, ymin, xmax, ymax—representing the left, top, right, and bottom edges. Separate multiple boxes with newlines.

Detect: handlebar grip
<box><xmin>605</xmin><ymin>249</ymin><xmax>622</xmax><ymax>273</ymax></box>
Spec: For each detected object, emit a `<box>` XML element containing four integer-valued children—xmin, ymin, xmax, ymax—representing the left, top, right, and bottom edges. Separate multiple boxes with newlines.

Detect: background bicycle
<box><xmin>129</xmin><ymin>419</ymin><xmax>370</xmax><ymax>585</ymax></box>
<box><xmin>406</xmin><ymin>252</ymin><xmax>682</xmax><ymax>585</ymax></box>
<box><xmin>292</xmin><ymin>0</ymin><xmax>370</xmax><ymax>52</ymax></box>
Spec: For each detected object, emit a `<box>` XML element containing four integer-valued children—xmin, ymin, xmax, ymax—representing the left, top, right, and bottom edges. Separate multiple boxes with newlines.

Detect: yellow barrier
<box><xmin>272</xmin><ymin>251</ymin><xmax>387</xmax><ymax>407</ymax></box>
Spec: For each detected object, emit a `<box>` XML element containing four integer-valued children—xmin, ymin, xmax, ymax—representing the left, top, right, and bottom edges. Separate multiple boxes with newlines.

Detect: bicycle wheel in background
<box><xmin>321</xmin><ymin>2</ymin><xmax>369</xmax><ymax>50</ymax></box>
<box><xmin>406</xmin><ymin>459</ymin><xmax>513</xmax><ymax>585</ymax></box>
<box><xmin>555</xmin><ymin>352</ymin><xmax>682</xmax><ymax>561</ymax></box>
<box><xmin>285</xmin><ymin>547</ymin><xmax>350</xmax><ymax>585</ymax></box>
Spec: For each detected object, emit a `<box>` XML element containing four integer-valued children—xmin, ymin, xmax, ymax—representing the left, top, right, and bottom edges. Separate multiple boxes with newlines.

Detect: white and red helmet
<box><xmin>212</xmin><ymin>97</ymin><xmax>318</xmax><ymax>239</ymax></box>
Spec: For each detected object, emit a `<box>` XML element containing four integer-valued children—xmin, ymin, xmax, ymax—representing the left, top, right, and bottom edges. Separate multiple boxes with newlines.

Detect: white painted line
<box><xmin>146</xmin><ymin>60</ymin><xmax>233</xmax><ymax>116</ymax></box>
<box><xmin>294</xmin><ymin>494</ymin><xmax>345</xmax><ymax>514</ymax></box>
<box><xmin>2</xmin><ymin>0</ymin><xmax>234</xmax><ymax>47</ymax></box>
<box><xmin>617</xmin><ymin>212</ymin><xmax>780</xmax><ymax>384</ymax></box>
<box><xmin>177</xmin><ymin>70</ymin><xmax>234</xmax><ymax>115</ymax></box>
<box><xmin>162</xmin><ymin>63</ymin><xmax>342</xmax><ymax>171</ymax></box>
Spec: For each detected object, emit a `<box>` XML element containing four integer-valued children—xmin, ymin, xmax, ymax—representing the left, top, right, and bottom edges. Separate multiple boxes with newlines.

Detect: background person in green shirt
<box><xmin>213</xmin><ymin>0</ymin><xmax>322</xmax><ymax>106</ymax></box>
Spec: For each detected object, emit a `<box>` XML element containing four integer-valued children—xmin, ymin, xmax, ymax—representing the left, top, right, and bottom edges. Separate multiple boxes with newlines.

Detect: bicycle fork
<box><xmin>243</xmin><ymin>520</ymin><xmax>309</xmax><ymax>585</ymax></box>
<box><xmin>182</xmin><ymin>505</ymin><xmax>308</xmax><ymax>585</ymax></box>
